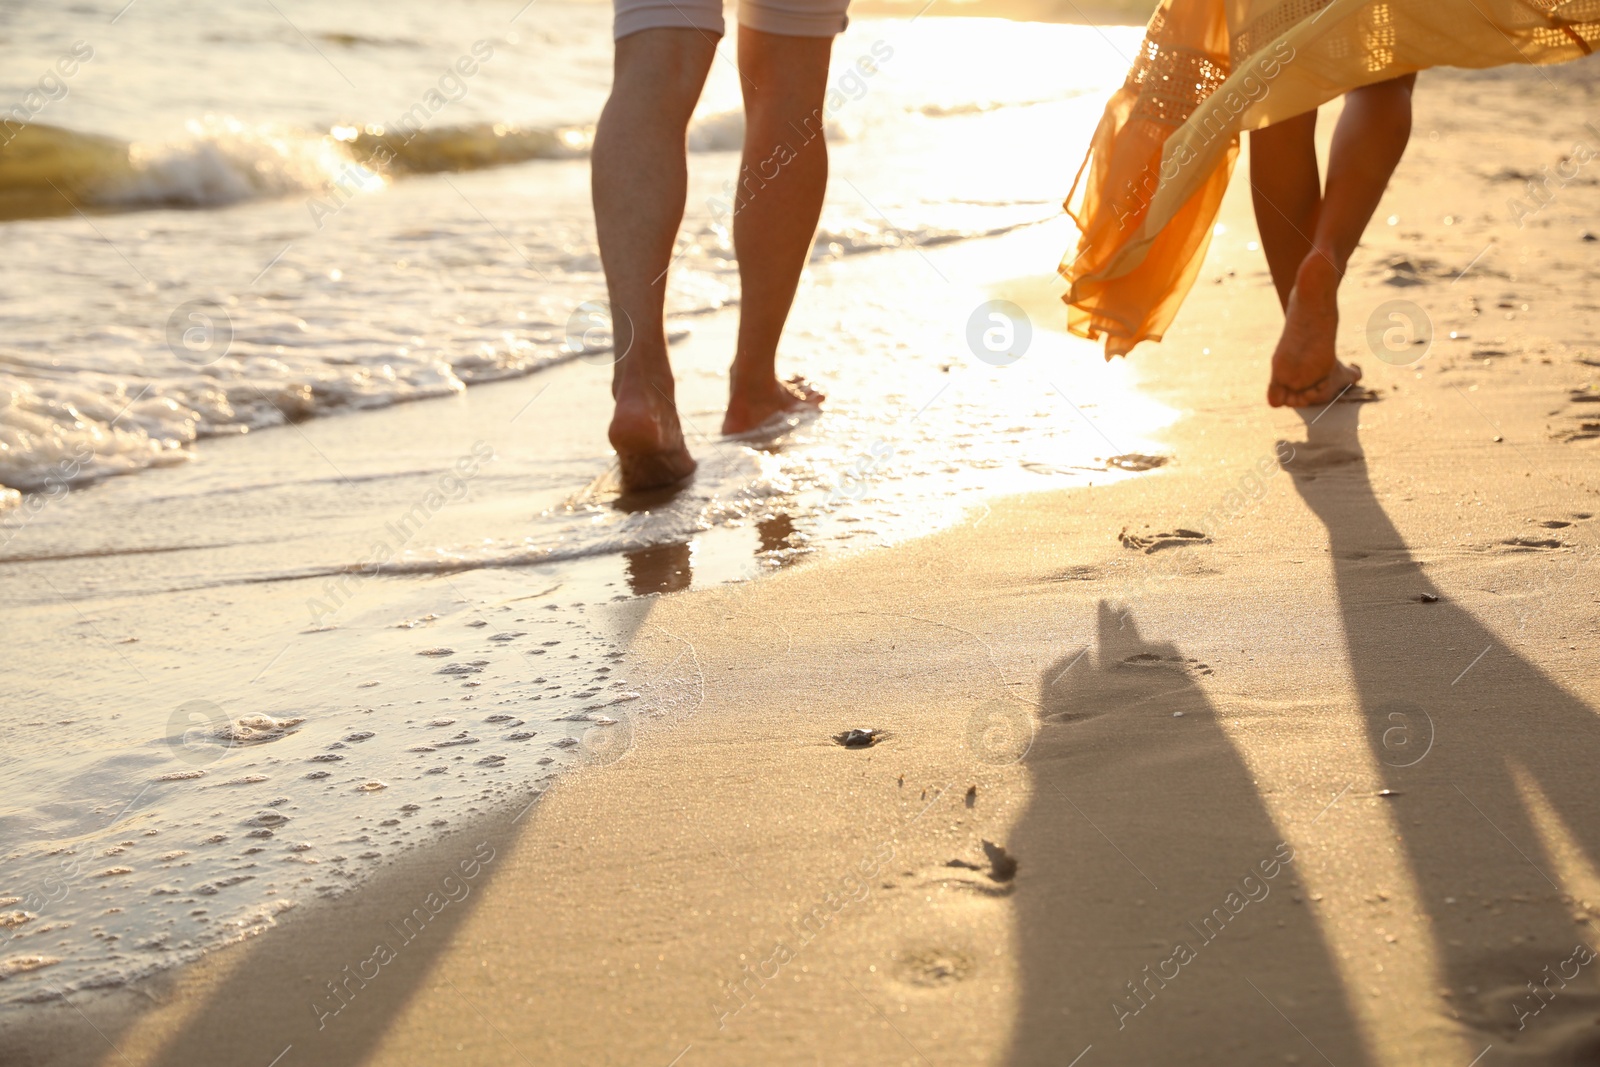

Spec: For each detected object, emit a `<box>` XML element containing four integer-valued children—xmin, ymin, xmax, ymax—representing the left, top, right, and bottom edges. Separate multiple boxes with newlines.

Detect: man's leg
<box><xmin>1266</xmin><ymin>74</ymin><xmax>1416</xmax><ymax>408</ymax></box>
<box><xmin>594</xmin><ymin>29</ymin><xmax>716</xmax><ymax>490</ymax></box>
<box><xmin>721</xmin><ymin>26</ymin><xmax>835</xmax><ymax>435</ymax></box>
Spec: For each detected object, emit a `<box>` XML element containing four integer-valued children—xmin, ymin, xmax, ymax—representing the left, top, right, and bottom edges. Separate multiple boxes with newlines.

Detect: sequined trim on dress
<box><xmin>1230</xmin><ymin>0</ymin><xmax>1337</xmax><ymax>66</ymax></box>
<box><xmin>1523</xmin><ymin>0</ymin><xmax>1600</xmax><ymax>54</ymax></box>
<box><xmin>1127</xmin><ymin>9</ymin><xmax>1232</xmax><ymax>127</ymax></box>
<box><xmin>1232</xmin><ymin>0</ymin><xmax>1600</xmax><ymax>64</ymax></box>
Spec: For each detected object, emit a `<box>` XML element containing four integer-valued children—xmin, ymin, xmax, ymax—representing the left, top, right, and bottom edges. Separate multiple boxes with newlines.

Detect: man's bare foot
<box><xmin>721</xmin><ymin>375</ymin><xmax>825</xmax><ymax>436</ymax></box>
<box><xmin>1268</xmin><ymin>253</ymin><xmax>1363</xmax><ymax>408</ymax></box>
<box><xmin>609</xmin><ymin>379</ymin><xmax>697</xmax><ymax>492</ymax></box>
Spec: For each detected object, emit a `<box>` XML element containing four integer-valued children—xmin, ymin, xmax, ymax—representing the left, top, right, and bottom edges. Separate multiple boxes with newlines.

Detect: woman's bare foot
<box><xmin>609</xmin><ymin>378</ymin><xmax>697</xmax><ymax>492</ymax></box>
<box><xmin>1268</xmin><ymin>253</ymin><xmax>1363</xmax><ymax>408</ymax></box>
<box><xmin>721</xmin><ymin>375</ymin><xmax>825</xmax><ymax>436</ymax></box>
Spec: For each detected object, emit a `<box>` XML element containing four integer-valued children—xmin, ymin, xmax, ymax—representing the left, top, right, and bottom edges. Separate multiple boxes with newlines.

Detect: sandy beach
<box><xmin>6</xmin><ymin>46</ymin><xmax>1600</xmax><ymax>1065</ymax></box>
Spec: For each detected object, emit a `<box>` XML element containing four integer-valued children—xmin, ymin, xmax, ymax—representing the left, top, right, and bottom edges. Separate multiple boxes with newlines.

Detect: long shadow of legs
<box><xmin>1290</xmin><ymin>407</ymin><xmax>1600</xmax><ymax>1060</ymax></box>
<box><xmin>1005</xmin><ymin>604</ymin><xmax>1370</xmax><ymax>1066</ymax></box>
<box><xmin>0</xmin><ymin>807</ymin><xmax>527</xmax><ymax>1067</ymax></box>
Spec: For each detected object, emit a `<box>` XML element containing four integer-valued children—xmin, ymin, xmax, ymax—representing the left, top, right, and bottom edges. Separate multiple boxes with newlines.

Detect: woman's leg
<box><xmin>1249</xmin><ymin>109</ymin><xmax>1320</xmax><ymax>310</ymax></box>
<box><xmin>1264</xmin><ymin>73</ymin><xmax>1417</xmax><ymax>408</ymax></box>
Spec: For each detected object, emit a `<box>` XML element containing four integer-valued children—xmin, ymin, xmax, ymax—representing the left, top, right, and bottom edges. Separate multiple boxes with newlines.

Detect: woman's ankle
<box><xmin>1296</xmin><ymin>249</ymin><xmax>1344</xmax><ymax>292</ymax></box>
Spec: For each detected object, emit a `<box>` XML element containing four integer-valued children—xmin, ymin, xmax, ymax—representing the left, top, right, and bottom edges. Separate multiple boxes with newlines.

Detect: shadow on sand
<box><xmin>1290</xmin><ymin>406</ymin><xmax>1600</xmax><ymax>1060</ymax></box>
<box><xmin>1005</xmin><ymin>406</ymin><xmax>1600</xmax><ymax>1064</ymax></box>
<box><xmin>0</xmin><ymin>808</ymin><xmax>521</xmax><ymax>1067</ymax></box>
<box><xmin>1004</xmin><ymin>602</ymin><xmax>1370</xmax><ymax>1065</ymax></box>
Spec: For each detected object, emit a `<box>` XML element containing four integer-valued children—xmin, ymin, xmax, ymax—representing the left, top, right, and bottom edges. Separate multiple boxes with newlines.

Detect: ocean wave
<box><xmin>343</xmin><ymin>121</ymin><xmax>592</xmax><ymax>174</ymax></box>
<box><xmin>0</xmin><ymin>327</ymin><xmax>603</xmax><ymax>499</ymax></box>
<box><xmin>915</xmin><ymin>92</ymin><xmax>1093</xmax><ymax>117</ymax></box>
<box><xmin>0</xmin><ymin>107</ymin><xmax>864</xmax><ymax>222</ymax></box>
<box><xmin>0</xmin><ymin>118</ymin><xmax>594</xmax><ymax>221</ymax></box>
<box><xmin>0</xmin><ymin>361</ymin><xmax>467</xmax><ymax>500</ymax></box>
<box><xmin>686</xmin><ymin>109</ymin><xmax>747</xmax><ymax>153</ymax></box>
<box><xmin>0</xmin><ymin>119</ymin><xmax>380</xmax><ymax>219</ymax></box>
<box><xmin>0</xmin><ymin>205</ymin><xmax>1043</xmax><ymax>500</ymax></box>
<box><xmin>810</xmin><ymin>217</ymin><xmax>1039</xmax><ymax>260</ymax></box>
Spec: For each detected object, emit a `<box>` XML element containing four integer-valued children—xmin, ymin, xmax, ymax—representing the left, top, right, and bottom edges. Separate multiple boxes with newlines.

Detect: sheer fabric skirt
<box><xmin>1062</xmin><ymin>0</ymin><xmax>1599</xmax><ymax>358</ymax></box>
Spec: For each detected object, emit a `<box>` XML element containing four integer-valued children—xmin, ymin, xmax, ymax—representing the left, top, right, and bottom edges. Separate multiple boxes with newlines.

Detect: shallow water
<box><xmin>0</xmin><ymin>0</ymin><xmax>1163</xmax><ymax>1004</ymax></box>
<box><xmin>0</xmin><ymin>0</ymin><xmax>1136</xmax><ymax>493</ymax></box>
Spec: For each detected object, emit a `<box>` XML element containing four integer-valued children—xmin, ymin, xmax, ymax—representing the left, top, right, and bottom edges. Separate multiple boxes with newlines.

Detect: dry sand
<box><xmin>8</xmin><ymin>62</ymin><xmax>1600</xmax><ymax>1067</ymax></box>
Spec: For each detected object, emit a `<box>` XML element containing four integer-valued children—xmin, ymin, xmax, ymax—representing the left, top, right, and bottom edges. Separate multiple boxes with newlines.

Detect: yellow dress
<box><xmin>1062</xmin><ymin>0</ymin><xmax>1600</xmax><ymax>357</ymax></box>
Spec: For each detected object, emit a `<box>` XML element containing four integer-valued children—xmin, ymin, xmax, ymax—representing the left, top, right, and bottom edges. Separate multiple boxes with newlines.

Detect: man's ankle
<box><xmin>728</xmin><ymin>365</ymin><xmax>778</xmax><ymax>395</ymax></box>
<box><xmin>613</xmin><ymin>364</ymin><xmax>676</xmax><ymax>401</ymax></box>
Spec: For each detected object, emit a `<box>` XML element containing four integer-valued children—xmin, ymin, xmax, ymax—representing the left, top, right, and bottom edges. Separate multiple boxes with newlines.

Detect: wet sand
<box><xmin>8</xmin><ymin>61</ymin><xmax>1600</xmax><ymax>1066</ymax></box>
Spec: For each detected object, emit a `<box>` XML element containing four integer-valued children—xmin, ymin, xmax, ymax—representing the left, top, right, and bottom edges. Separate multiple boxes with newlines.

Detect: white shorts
<box><xmin>614</xmin><ymin>0</ymin><xmax>848</xmax><ymax>40</ymax></box>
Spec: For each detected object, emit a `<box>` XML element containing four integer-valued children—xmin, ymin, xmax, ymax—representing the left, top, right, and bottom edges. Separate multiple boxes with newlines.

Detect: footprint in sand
<box><xmin>1119</xmin><ymin>652</ymin><xmax>1214</xmax><ymax>677</ymax></box>
<box><xmin>899</xmin><ymin>844</ymin><xmax>1021</xmax><ymax>898</ymax></box>
<box><xmin>914</xmin><ymin>860</ymin><xmax>1016</xmax><ymax>898</ymax></box>
<box><xmin>1499</xmin><ymin>536</ymin><xmax>1567</xmax><ymax>551</ymax></box>
<box><xmin>1380</xmin><ymin>255</ymin><xmax>1432</xmax><ymax>287</ymax></box>
<box><xmin>1557</xmin><ymin>387</ymin><xmax>1600</xmax><ymax>440</ymax></box>
<box><xmin>1499</xmin><ymin>513</ymin><xmax>1593</xmax><ymax>549</ymax></box>
<box><xmin>1560</xmin><ymin>419</ymin><xmax>1600</xmax><ymax>442</ymax></box>
<box><xmin>1456</xmin><ymin>954</ymin><xmax>1600</xmax><ymax>1057</ymax></box>
<box><xmin>1523</xmin><ymin>514</ymin><xmax>1592</xmax><ymax>533</ymax></box>
<box><xmin>1106</xmin><ymin>453</ymin><xmax>1170</xmax><ymax>472</ymax></box>
<box><xmin>1117</xmin><ymin>527</ymin><xmax>1210</xmax><ymax>553</ymax></box>
<box><xmin>890</xmin><ymin>947</ymin><xmax>977</xmax><ymax>988</ymax></box>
